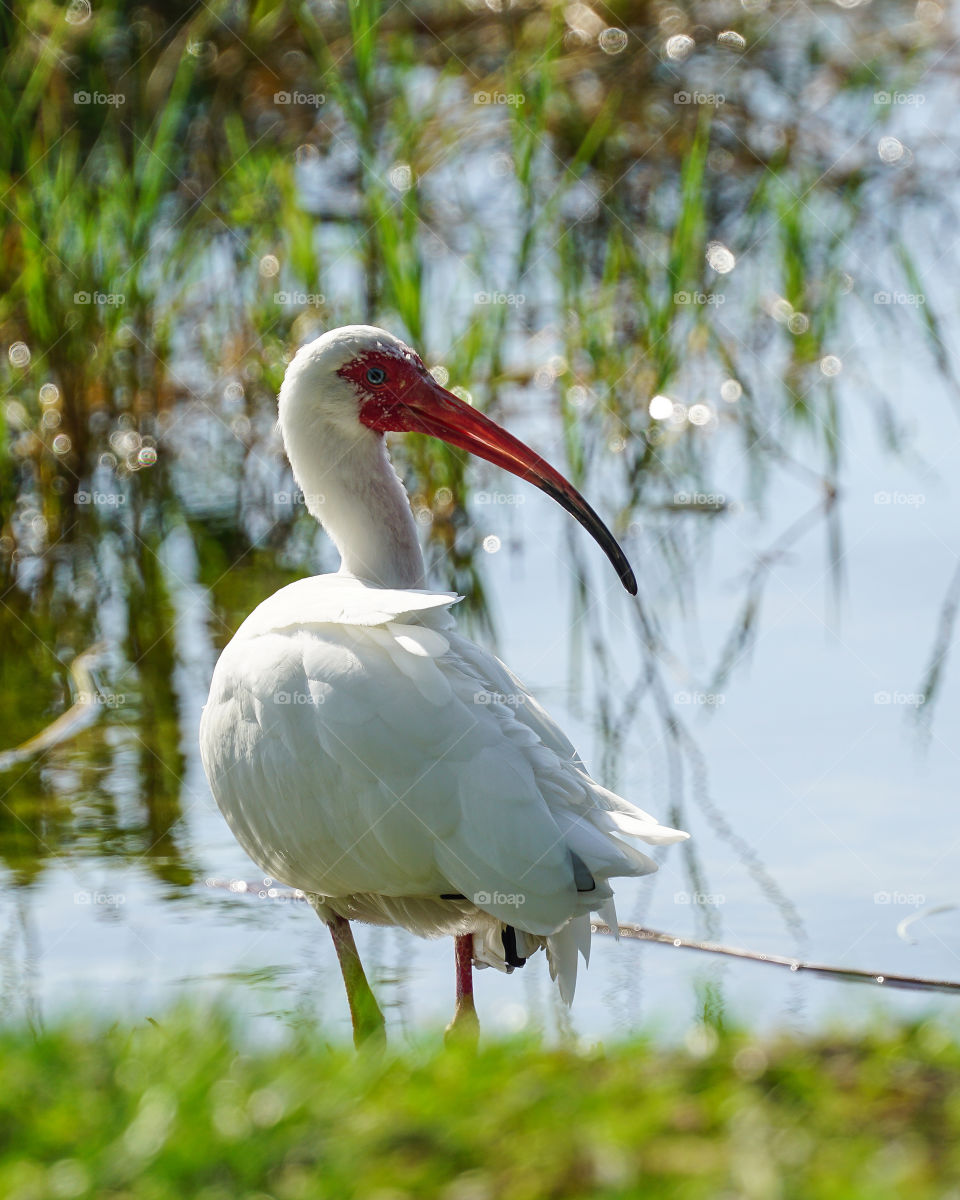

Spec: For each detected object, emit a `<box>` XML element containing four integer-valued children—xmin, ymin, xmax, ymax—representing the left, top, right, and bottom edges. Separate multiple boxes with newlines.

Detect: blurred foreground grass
<box><xmin>3</xmin><ymin>1009</ymin><xmax>959</xmax><ymax>1199</ymax></box>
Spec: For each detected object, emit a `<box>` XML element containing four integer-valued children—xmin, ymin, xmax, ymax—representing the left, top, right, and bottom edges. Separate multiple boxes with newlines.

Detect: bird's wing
<box><xmin>444</xmin><ymin>631</ymin><xmax>687</xmax><ymax>845</ymax></box>
<box><xmin>201</xmin><ymin>575</ymin><xmax>684</xmax><ymax>940</ymax></box>
<box><xmin>234</xmin><ymin>572</ymin><xmax>461</xmax><ymax>635</ymax></box>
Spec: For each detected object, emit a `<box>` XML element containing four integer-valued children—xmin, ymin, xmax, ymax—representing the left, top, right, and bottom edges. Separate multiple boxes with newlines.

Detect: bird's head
<box><xmin>278</xmin><ymin>325</ymin><xmax>637</xmax><ymax>595</ymax></box>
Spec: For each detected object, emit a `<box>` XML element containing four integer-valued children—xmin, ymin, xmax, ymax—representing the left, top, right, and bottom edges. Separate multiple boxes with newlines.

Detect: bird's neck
<box><xmin>286</xmin><ymin>428</ymin><xmax>426</xmax><ymax>590</ymax></box>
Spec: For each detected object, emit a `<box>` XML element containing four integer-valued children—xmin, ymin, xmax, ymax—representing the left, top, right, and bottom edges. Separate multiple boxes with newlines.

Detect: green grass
<box><xmin>2</xmin><ymin>1010</ymin><xmax>959</xmax><ymax>1198</ymax></box>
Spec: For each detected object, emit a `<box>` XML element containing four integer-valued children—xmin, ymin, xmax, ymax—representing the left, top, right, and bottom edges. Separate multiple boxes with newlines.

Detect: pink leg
<box><xmin>445</xmin><ymin>933</ymin><xmax>479</xmax><ymax>1046</ymax></box>
<box><xmin>456</xmin><ymin>932</ymin><xmax>474</xmax><ymax>1005</ymax></box>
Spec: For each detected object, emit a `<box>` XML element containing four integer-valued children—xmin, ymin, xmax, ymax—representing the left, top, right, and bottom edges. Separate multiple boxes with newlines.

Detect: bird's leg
<box><xmin>444</xmin><ymin>933</ymin><xmax>479</xmax><ymax>1047</ymax></box>
<box><xmin>325</xmin><ymin>913</ymin><xmax>386</xmax><ymax>1049</ymax></box>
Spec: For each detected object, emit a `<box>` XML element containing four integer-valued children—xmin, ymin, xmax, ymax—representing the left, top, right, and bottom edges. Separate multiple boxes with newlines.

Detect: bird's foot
<box><xmin>444</xmin><ymin>998</ymin><xmax>479</xmax><ymax>1049</ymax></box>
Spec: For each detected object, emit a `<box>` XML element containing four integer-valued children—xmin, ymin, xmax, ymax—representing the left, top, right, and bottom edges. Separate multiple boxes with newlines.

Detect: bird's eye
<box><xmin>365</xmin><ymin>366</ymin><xmax>387</xmax><ymax>386</ymax></box>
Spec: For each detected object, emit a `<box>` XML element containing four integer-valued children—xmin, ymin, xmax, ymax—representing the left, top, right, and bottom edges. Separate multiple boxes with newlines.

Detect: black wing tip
<box><xmin>501</xmin><ymin>924</ymin><xmax>527</xmax><ymax>969</ymax></box>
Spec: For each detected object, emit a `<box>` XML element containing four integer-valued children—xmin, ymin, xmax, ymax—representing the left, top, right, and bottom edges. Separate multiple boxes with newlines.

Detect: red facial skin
<box><xmin>338</xmin><ymin>348</ymin><xmax>435</xmax><ymax>434</ymax></box>
<box><xmin>337</xmin><ymin>347</ymin><xmax>637</xmax><ymax>595</ymax></box>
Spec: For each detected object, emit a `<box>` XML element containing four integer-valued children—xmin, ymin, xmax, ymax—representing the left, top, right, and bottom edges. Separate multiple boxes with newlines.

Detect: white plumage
<box><xmin>201</xmin><ymin>575</ymin><xmax>686</xmax><ymax>1002</ymax></box>
<box><xmin>200</xmin><ymin>325</ymin><xmax>687</xmax><ymax>1037</ymax></box>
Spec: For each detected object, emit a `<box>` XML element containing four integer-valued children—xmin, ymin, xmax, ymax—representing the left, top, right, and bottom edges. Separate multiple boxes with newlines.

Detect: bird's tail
<box><xmin>470</xmin><ymin>893</ymin><xmax>621</xmax><ymax>1005</ymax></box>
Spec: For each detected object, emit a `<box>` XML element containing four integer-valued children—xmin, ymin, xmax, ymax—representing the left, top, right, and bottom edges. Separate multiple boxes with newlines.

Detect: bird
<box><xmin>199</xmin><ymin>325</ymin><xmax>688</xmax><ymax>1046</ymax></box>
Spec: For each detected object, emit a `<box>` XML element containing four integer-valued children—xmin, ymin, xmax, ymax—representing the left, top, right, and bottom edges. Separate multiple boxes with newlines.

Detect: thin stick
<box><xmin>591</xmin><ymin>920</ymin><xmax>960</xmax><ymax>995</ymax></box>
<box><xmin>203</xmin><ymin>880</ymin><xmax>960</xmax><ymax>997</ymax></box>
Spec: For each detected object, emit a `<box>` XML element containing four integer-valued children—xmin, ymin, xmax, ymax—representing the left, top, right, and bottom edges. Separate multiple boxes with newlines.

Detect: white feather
<box><xmin>200</xmin><ymin>572</ymin><xmax>687</xmax><ymax>1002</ymax></box>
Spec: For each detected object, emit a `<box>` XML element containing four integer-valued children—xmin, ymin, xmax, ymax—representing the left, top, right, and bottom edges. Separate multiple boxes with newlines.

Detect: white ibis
<box><xmin>200</xmin><ymin>325</ymin><xmax>687</xmax><ymax>1045</ymax></box>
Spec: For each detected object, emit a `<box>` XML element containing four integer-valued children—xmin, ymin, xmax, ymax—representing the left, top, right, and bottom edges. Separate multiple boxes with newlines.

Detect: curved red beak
<box><xmin>360</xmin><ymin>372</ymin><xmax>637</xmax><ymax>595</ymax></box>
